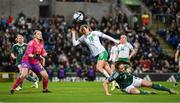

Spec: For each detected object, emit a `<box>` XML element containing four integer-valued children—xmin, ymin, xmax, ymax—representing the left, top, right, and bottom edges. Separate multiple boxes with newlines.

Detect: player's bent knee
<box><xmin>141</xmin><ymin>79</ymin><xmax>152</xmax><ymax>87</ymax></box>
<box><xmin>19</xmin><ymin>68</ymin><xmax>28</xmax><ymax>78</ymax></box>
<box><xmin>20</xmin><ymin>73</ymin><xmax>28</xmax><ymax>79</ymax></box>
<box><xmin>40</xmin><ymin>71</ymin><xmax>48</xmax><ymax>79</ymax></box>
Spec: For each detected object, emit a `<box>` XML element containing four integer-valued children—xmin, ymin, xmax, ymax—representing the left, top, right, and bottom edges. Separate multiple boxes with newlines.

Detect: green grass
<box><xmin>0</xmin><ymin>81</ymin><xmax>180</xmax><ymax>102</ymax></box>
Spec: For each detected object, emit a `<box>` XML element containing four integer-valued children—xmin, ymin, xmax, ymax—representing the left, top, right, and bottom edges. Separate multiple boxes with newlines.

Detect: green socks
<box><xmin>34</xmin><ymin>76</ymin><xmax>39</xmax><ymax>82</ymax></box>
<box><xmin>140</xmin><ymin>90</ymin><xmax>149</xmax><ymax>95</ymax></box>
<box><xmin>152</xmin><ymin>83</ymin><xmax>170</xmax><ymax>92</ymax></box>
<box><xmin>26</xmin><ymin>76</ymin><xmax>38</xmax><ymax>83</ymax></box>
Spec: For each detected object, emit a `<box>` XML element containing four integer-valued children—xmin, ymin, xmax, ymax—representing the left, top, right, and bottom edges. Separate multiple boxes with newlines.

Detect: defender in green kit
<box><xmin>103</xmin><ymin>61</ymin><xmax>178</xmax><ymax>95</ymax></box>
<box><xmin>11</xmin><ymin>34</ymin><xmax>39</xmax><ymax>90</ymax></box>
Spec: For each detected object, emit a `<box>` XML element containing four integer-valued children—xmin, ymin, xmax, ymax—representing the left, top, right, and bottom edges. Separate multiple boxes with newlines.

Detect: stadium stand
<box><xmin>0</xmin><ymin>0</ymin><xmax>179</xmax><ymax>80</ymax></box>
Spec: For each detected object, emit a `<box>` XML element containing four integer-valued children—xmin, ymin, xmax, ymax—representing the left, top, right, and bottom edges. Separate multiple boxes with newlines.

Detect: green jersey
<box><xmin>108</xmin><ymin>71</ymin><xmax>133</xmax><ymax>89</ymax></box>
<box><xmin>12</xmin><ymin>43</ymin><xmax>27</xmax><ymax>65</ymax></box>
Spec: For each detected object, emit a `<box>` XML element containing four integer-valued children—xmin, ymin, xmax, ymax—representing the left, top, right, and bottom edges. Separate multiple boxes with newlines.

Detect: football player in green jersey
<box><xmin>11</xmin><ymin>34</ymin><xmax>39</xmax><ymax>90</ymax></box>
<box><xmin>103</xmin><ymin>61</ymin><xmax>178</xmax><ymax>95</ymax></box>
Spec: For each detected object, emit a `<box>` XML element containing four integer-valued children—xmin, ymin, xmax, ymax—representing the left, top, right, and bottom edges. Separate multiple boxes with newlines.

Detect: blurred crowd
<box><xmin>0</xmin><ymin>8</ymin><xmax>178</xmax><ymax>79</ymax></box>
<box><xmin>143</xmin><ymin>0</ymin><xmax>180</xmax><ymax>49</ymax></box>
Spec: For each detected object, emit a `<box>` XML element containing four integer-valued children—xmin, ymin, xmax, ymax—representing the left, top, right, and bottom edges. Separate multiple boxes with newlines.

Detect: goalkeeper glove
<box><xmin>33</xmin><ymin>54</ymin><xmax>41</xmax><ymax>60</ymax></box>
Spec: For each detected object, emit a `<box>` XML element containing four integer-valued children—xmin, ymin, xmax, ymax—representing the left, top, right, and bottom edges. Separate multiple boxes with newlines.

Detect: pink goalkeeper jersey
<box><xmin>22</xmin><ymin>39</ymin><xmax>46</xmax><ymax>64</ymax></box>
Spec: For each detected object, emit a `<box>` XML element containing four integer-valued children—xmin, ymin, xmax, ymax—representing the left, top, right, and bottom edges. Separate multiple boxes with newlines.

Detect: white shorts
<box><xmin>124</xmin><ymin>76</ymin><xmax>142</xmax><ymax>93</ymax></box>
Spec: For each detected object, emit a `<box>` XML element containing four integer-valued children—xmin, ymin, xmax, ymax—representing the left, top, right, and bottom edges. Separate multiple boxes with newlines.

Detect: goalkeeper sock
<box><xmin>152</xmin><ymin>83</ymin><xmax>170</xmax><ymax>92</ymax></box>
<box><xmin>19</xmin><ymin>81</ymin><xmax>23</xmax><ymax>88</ymax></box>
<box><xmin>42</xmin><ymin>78</ymin><xmax>48</xmax><ymax>90</ymax></box>
<box><xmin>12</xmin><ymin>77</ymin><xmax>23</xmax><ymax>90</ymax></box>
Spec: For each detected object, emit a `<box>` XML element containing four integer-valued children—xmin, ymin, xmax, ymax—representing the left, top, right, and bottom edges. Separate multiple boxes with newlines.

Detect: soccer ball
<box><xmin>73</xmin><ymin>11</ymin><xmax>84</xmax><ymax>22</ymax></box>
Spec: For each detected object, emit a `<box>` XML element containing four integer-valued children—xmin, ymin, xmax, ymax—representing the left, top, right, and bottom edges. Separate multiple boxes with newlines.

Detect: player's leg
<box><xmin>104</xmin><ymin>62</ymin><xmax>120</xmax><ymax>91</ymax></box>
<box><xmin>33</xmin><ymin>64</ymin><xmax>50</xmax><ymax>93</ymax></box>
<box><xmin>104</xmin><ymin>62</ymin><xmax>113</xmax><ymax>75</ymax></box>
<box><xmin>96</xmin><ymin>51</ymin><xmax>112</xmax><ymax>78</ymax></box>
<box><xmin>125</xmin><ymin>85</ymin><xmax>150</xmax><ymax>95</ymax></box>
<box><xmin>10</xmin><ymin>62</ymin><xmax>30</xmax><ymax>94</ymax></box>
<box><xmin>96</xmin><ymin>60</ymin><xmax>110</xmax><ymax>78</ymax></box>
<box><xmin>96</xmin><ymin>60</ymin><xmax>120</xmax><ymax>91</ymax></box>
<box><xmin>40</xmin><ymin>70</ymin><xmax>50</xmax><ymax>93</ymax></box>
<box><xmin>15</xmin><ymin>64</ymin><xmax>23</xmax><ymax>91</ymax></box>
<box><xmin>110</xmin><ymin>63</ymin><xmax>116</xmax><ymax>72</ymax></box>
<box><xmin>26</xmin><ymin>70</ymin><xmax>39</xmax><ymax>88</ymax></box>
<box><xmin>141</xmin><ymin>79</ymin><xmax>178</xmax><ymax>94</ymax></box>
<box><xmin>31</xmin><ymin>72</ymin><xmax>39</xmax><ymax>88</ymax></box>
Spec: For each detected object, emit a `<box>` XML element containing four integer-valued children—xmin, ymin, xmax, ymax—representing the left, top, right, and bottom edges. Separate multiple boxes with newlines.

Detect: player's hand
<box><xmin>33</xmin><ymin>54</ymin><xmax>41</xmax><ymax>60</ymax></box>
<box><xmin>115</xmin><ymin>40</ymin><xmax>120</xmax><ymax>45</ymax></box>
<box><xmin>40</xmin><ymin>56</ymin><xmax>45</xmax><ymax>66</ymax></box>
<box><xmin>71</xmin><ymin>28</ymin><xmax>76</xmax><ymax>35</ymax></box>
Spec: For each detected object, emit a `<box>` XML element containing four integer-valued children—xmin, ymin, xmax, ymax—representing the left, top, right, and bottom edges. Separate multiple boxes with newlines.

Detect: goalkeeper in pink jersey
<box><xmin>10</xmin><ymin>30</ymin><xmax>50</xmax><ymax>94</ymax></box>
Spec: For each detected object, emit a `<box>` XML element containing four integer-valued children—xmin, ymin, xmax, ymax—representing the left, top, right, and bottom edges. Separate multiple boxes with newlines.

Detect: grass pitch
<box><xmin>0</xmin><ymin>81</ymin><xmax>180</xmax><ymax>102</ymax></box>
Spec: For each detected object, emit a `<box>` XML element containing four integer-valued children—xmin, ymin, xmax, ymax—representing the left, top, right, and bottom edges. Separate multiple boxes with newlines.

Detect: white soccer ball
<box><xmin>73</xmin><ymin>11</ymin><xmax>84</xmax><ymax>22</ymax></box>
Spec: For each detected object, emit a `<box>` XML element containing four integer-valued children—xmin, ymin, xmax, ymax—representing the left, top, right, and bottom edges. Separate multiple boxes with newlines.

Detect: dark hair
<box><xmin>115</xmin><ymin>61</ymin><xmax>131</xmax><ymax>69</ymax></box>
<box><xmin>115</xmin><ymin>61</ymin><xmax>123</xmax><ymax>69</ymax></box>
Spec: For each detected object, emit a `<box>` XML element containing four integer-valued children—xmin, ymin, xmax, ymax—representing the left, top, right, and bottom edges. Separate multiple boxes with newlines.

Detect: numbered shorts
<box><xmin>124</xmin><ymin>76</ymin><xmax>142</xmax><ymax>93</ymax></box>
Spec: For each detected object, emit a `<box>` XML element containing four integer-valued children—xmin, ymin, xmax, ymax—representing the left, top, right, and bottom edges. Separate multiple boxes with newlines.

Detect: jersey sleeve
<box><xmin>107</xmin><ymin>71</ymin><xmax>119</xmax><ymax>82</ymax></box>
<box><xmin>128</xmin><ymin>43</ymin><xmax>133</xmax><ymax>50</ymax></box>
<box><xmin>12</xmin><ymin>44</ymin><xmax>16</xmax><ymax>53</ymax></box>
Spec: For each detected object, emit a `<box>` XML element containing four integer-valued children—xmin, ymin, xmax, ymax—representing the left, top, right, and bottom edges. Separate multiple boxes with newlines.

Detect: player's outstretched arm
<box><xmin>103</xmin><ymin>80</ymin><xmax>112</xmax><ymax>96</ymax></box>
<box><xmin>101</xmin><ymin>33</ymin><xmax>119</xmax><ymax>44</ymax></box>
<box><xmin>71</xmin><ymin>29</ymin><xmax>80</xmax><ymax>46</ymax></box>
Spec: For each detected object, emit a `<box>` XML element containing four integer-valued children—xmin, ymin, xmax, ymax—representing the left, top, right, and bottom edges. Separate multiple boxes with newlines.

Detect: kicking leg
<box><xmin>10</xmin><ymin>67</ymin><xmax>28</xmax><ymax>94</ymax></box>
<box><xmin>96</xmin><ymin>60</ymin><xmax>111</xmax><ymax>78</ymax></box>
<box><xmin>106</xmin><ymin>62</ymin><xmax>119</xmax><ymax>91</ymax></box>
<box><xmin>27</xmin><ymin>71</ymin><xmax>39</xmax><ymax>88</ymax></box>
